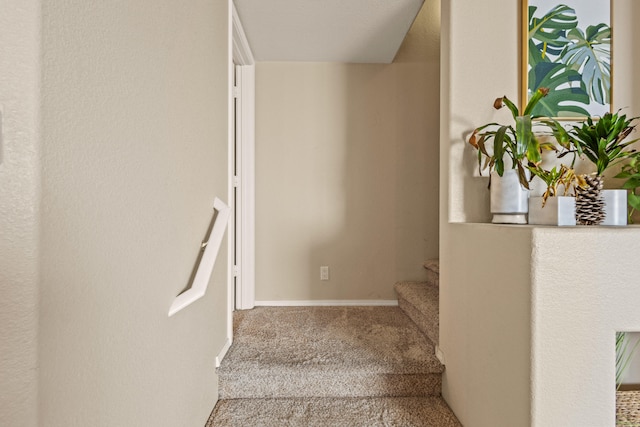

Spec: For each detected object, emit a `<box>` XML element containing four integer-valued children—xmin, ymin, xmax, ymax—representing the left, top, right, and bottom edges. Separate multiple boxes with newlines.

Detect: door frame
<box><xmin>218</xmin><ymin>0</ymin><xmax>256</xmax><ymax>369</ymax></box>
<box><xmin>231</xmin><ymin>3</ymin><xmax>255</xmax><ymax>311</ymax></box>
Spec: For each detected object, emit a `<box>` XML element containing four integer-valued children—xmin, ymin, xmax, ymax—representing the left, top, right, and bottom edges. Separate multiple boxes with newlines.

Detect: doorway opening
<box><xmin>231</xmin><ymin>5</ymin><xmax>256</xmax><ymax>312</ymax></box>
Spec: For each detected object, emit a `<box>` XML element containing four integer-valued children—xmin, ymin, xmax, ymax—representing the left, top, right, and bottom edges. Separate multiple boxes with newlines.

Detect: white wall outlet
<box><xmin>320</xmin><ymin>266</ymin><xmax>329</xmax><ymax>281</ymax></box>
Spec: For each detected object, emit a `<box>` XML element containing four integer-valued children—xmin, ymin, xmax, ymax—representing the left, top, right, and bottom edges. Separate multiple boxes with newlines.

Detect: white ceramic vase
<box><xmin>602</xmin><ymin>189</ymin><xmax>627</xmax><ymax>226</ymax></box>
<box><xmin>528</xmin><ymin>196</ymin><xmax>576</xmax><ymax>226</ymax></box>
<box><xmin>490</xmin><ymin>170</ymin><xmax>529</xmax><ymax>224</ymax></box>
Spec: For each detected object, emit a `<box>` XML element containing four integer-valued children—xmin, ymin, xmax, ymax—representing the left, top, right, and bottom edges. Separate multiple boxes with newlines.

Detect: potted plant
<box><xmin>546</xmin><ymin>111</ymin><xmax>639</xmax><ymax>225</ymax></box>
<box><xmin>527</xmin><ymin>164</ymin><xmax>584</xmax><ymax>226</ymax></box>
<box><xmin>617</xmin><ymin>331</ymin><xmax>640</xmax><ymax>390</ymax></box>
<box><xmin>614</xmin><ymin>152</ymin><xmax>640</xmax><ymax>223</ymax></box>
<box><xmin>468</xmin><ymin>87</ymin><xmax>549</xmax><ymax>223</ymax></box>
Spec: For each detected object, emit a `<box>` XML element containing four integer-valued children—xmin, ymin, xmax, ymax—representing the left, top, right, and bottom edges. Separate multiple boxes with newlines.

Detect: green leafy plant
<box><xmin>547</xmin><ymin>111</ymin><xmax>640</xmax><ymax>176</ymax></box>
<box><xmin>528</xmin><ymin>164</ymin><xmax>584</xmax><ymax>206</ymax></box>
<box><xmin>614</xmin><ymin>153</ymin><xmax>640</xmax><ymax>223</ymax></box>
<box><xmin>570</xmin><ymin>112</ymin><xmax>639</xmax><ymax>176</ymax></box>
<box><xmin>616</xmin><ymin>332</ymin><xmax>640</xmax><ymax>390</ymax></box>
<box><xmin>468</xmin><ymin>88</ymin><xmax>550</xmax><ymax>188</ymax></box>
<box><xmin>546</xmin><ymin>111</ymin><xmax>639</xmax><ymax>225</ymax></box>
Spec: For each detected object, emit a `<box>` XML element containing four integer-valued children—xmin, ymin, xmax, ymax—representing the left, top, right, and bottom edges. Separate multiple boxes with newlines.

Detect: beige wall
<box><xmin>254</xmin><ymin>3</ymin><xmax>440</xmax><ymax>301</ymax></box>
<box><xmin>37</xmin><ymin>1</ymin><xmax>230</xmax><ymax>426</ymax></box>
<box><xmin>439</xmin><ymin>1</ymin><xmax>520</xmax><ymax>419</ymax></box>
<box><xmin>612</xmin><ymin>0</ymin><xmax>640</xmax><ymax>117</ymax></box>
<box><xmin>442</xmin><ymin>224</ymin><xmax>533</xmax><ymax>426</ymax></box>
<box><xmin>440</xmin><ymin>0</ymin><xmax>640</xmax><ymax>425</ymax></box>
<box><xmin>612</xmin><ymin>0</ymin><xmax>640</xmax><ymax>384</ymax></box>
<box><xmin>0</xmin><ymin>0</ymin><xmax>41</xmax><ymax>425</ymax></box>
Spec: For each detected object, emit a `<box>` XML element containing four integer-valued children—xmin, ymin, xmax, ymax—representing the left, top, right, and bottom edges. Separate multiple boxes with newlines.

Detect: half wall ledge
<box><xmin>441</xmin><ymin>222</ymin><xmax>640</xmax><ymax>426</ymax></box>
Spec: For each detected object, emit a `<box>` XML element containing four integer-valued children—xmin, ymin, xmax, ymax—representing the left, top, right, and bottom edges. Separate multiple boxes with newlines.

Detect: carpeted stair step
<box><xmin>207</xmin><ymin>396</ymin><xmax>461</xmax><ymax>426</ymax></box>
<box><xmin>395</xmin><ymin>281</ymin><xmax>439</xmax><ymax>347</ymax></box>
<box><xmin>217</xmin><ymin>306</ymin><xmax>444</xmax><ymax>399</ymax></box>
<box><xmin>394</xmin><ymin>260</ymin><xmax>440</xmax><ymax>345</ymax></box>
<box><xmin>395</xmin><ymin>260</ymin><xmax>440</xmax><ymax>346</ymax></box>
<box><xmin>423</xmin><ymin>259</ymin><xmax>439</xmax><ymax>287</ymax></box>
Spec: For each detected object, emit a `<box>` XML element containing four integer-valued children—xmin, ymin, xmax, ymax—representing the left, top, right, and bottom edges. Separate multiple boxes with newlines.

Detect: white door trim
<box><xmin>232</xmin><ymin>3</ymin><xmax>256</xmax><ymax>311</ymax></box>
<box><xmin>233</xmin><ymin>65</ymin><xmax>256</xmax><ymax>310</ymax></box>
<box><xmin>232</xmin><ymin>4</ymin><xmax>254</xmax><ymax>66</ymax></box>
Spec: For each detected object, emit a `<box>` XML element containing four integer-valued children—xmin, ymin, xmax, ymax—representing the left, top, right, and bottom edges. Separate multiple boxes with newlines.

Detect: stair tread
<box><xmin>395</xmin><ymin>281</ymin><xmax>439</xmax><ymax>346</ymax></box>
<box><xmin>218</xmin><ymin>306</ymin><xmax>443</xmax><ymax>398</ymax></box>
<box><xmin>423</xmin><ymin>259</ymin><xmax>439</xmax><ymax>274</ymax></box>
<box><xmin>395</xmin><ymin>281</ymin><xmax>439</xmax><ymax>314</ymax></box>
<box><xmin>208</xmin><ymin>396</ymin><xmax>461</xmax><ymax>427</ymax></box>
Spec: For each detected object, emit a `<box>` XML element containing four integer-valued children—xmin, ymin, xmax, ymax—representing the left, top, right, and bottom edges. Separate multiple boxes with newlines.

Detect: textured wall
<box><xmin>531</xmin><ymin>227</ymin><xmax>640</xmax><ymax>426</ymax></box>
<box><xmin>0</xmin><ymin>1</ymin><xmax>40</xmax><ymax>425</ymax></box>
<box><xmin>439</xmin><ymin>2</ymin><xmax>521</xmax><ymax>418</ymax></box>
<box><xmin>254</xmin><ymin>3</ymin><xmax>440</xmax><ymax>302</ymax></box>
<box><xmin>441</xmin><ymin>0</ymin><xmax>519</xmax><ymax>224</ymax></box>
<box><xmin>38</xmin><ymin>1</ymin><xmax>230</xmax><ymax>426</ymax></box>
<box><xmin>440</xmin><ymin>0</ymin><xmax>640</xmax><ymax>425</ymax></box>
<box><xmin>441</xmin><ymin>224</ymin><xmax>533</xmax><ymax>426</ymax></box>
<box><xmin>612</xmin><ymin>0</ymin><xmax>640</xmax><ymax>385</ymax></box>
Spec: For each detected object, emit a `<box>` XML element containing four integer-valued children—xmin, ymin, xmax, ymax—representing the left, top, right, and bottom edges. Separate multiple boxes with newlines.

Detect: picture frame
<box><xmin>521</xmin><ymin>0</ymin><xmax>612</xmax><ymax>118</ymax></box>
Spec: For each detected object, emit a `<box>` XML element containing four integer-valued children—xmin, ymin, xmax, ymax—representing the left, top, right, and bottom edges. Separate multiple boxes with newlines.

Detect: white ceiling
<box><xmin>233</xmin><ymin>0</ymin><xmax>425</xmax><ymax>63</ymax></box>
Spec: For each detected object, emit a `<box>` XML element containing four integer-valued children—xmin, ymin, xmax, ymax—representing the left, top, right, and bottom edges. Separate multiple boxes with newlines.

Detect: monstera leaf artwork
<box><xmin>523</xmin><ymin>1</ymin><xmax>611</xmax><ymax>118</ymax></box>
<box><xmin>529</xmin><ymin>62</ymin><xmax>590</xmax><ymax>117</ymax></box>
<box><xmin>561</xmin><ymin>23</ymin><xmax>611</xmax><ymax>105</ymax></box>
<box><xmin>528</xmin><ymin>4</ymin><xmax>577</xmax><ymax>60</ymax></box>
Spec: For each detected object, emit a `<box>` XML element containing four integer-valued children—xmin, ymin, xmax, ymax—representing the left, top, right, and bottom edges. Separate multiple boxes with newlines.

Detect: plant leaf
<box><xmin>501</xmin><ymin>96</ymin><xmax>520</xmax><ymax>119</ymax></box>
<box><xmin>493</xmin><ymin>126</ymin><xmax>508</xmax><ymax>176</ymax></box>
<box><xmin>629</xmin><ymin>193</ymin><xmax>640</xmax><ymax>211</ymax></box>
<box><xmin>516</xmin><ymin>115</ymin><xmax>532</xmax><ymax>159</ymax></box>
<box><xmin>622</xmin><ymin>177</ymin><xmax>640</xmax><ymax>189</ymax></box>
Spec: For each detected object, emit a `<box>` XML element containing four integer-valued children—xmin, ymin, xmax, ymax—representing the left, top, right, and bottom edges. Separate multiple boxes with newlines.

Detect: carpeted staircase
<box><xmin>394</xmin><ymin>260</ymin><xmax>440</xmax><ymax>348</ymax></box>
<box><xmin>207</xmin><ymin>260</ymin><xmax>459</xmax><ymax>426</ymax></box>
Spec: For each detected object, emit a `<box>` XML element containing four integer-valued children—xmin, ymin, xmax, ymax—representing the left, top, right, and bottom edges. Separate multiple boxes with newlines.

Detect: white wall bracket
<box><xmin>168</xmin><ymin>198</ymin><xmax>231</xmax><ymax>317</ymax></box>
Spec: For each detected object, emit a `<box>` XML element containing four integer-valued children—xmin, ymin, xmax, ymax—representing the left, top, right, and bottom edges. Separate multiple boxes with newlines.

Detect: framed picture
<box><xmin>522</xmin><ymin>0</ymin><xmax>612</xmax><ymax>118</ymax></box>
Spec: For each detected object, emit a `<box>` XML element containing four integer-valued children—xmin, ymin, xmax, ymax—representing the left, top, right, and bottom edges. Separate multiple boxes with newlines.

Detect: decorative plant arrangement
<box><xmin>528</xmin><ymin>164</ymin><xmax>583</xmax><ymax>207</ymax></box>
<box><xmin>469</xmin><ymin>87</ymin><xmax>640</xmax><ymax>226</ymax></box>
<box><xmin>527</xmin><ymin>163</ymin><xmax>584</xmax><ymax>226</ymax></box>
<box><xmin>468</xmin><ymin>88</ymin><xmax>551</xmax><ymax>223</ymax></box>
<box><xmin>470</xmin><ymin>87</ymin><xmax>550</xmax><ymax>187</ymax></box>
<box><xmin>547</xmin><ymin>111</ymin><xmax>640</xmax><ymax>225</ymax></box>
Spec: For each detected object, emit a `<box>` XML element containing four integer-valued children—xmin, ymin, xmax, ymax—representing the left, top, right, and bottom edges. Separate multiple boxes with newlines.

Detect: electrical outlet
<box><xmin>320</xmin><ymin>266</ymin><xmax>329</xmax><ymax>281</ymax></box>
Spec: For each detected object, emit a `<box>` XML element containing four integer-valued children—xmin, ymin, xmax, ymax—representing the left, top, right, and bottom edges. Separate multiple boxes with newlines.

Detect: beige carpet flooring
<box><xmin>217</xmin><ymin>306</ymin><xmax>443</xmax><ymax>399</ymax></box>
<box><xmin>208</xmin><ymin>396</ymin><xmax>460</xmax><ymax>426</ymax></box>
<box><xmin>394</xmin><ymin>281</ymin><xmax>439</xmax><ymax>346</ymax></box>
<box><xmin>208</xmin><ymin>306</ymin><xmax>459</xmax><ymax>426</ymax></box>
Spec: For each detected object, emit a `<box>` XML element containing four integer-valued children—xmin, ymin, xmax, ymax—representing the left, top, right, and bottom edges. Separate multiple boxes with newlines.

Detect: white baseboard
<box><xmin>215</xmin><ymin>338</ymin><xmax>232</xmax><ymax>368</ymax></box>
<box><xmin>254</xmin><ymin>299</ymin><xmax>398</xmax><ymax>307</ymax></box>
<box><xmin>436</xmin><ymin>345</ymin><xmax>446</xmax><ymax>365</ymax></box>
